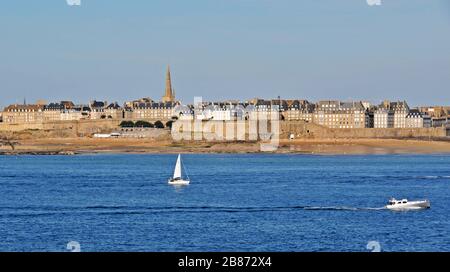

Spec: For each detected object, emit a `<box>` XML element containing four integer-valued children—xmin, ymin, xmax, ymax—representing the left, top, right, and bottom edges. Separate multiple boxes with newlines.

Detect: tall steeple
<box><xmin>162</xmin><ymin>65</ymin><xmax>175</xmax><ymax>103</ymax></box>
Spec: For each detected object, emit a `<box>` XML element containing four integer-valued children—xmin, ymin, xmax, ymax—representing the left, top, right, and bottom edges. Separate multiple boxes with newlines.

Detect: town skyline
<box><xmin>2</xmin><ymin>94</ymin><xmax>447</xmax><ymax>110</ymax></box>
<box><xmin>0</xmin><ymin>64</ymin><xmax>447</xmax><ymax>109</ymax></box>
<box><xmin>1</xmin><ymin>66</ymin><xmax>448</xmax><ymax>131</ymax></box>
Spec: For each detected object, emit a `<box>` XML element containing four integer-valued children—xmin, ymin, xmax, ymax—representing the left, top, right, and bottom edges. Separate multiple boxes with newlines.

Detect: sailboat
<box><xmin>168</xmin><ymin>154</ymin><xmax>190</xmax><ymax>185</ymax></box>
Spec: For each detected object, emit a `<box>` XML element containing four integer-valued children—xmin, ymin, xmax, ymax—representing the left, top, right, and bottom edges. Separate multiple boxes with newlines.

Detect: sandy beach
<box><xmin>2</xmin><ymin>137</ymin><xmax>450</xmax><ymax>155</ymax></box>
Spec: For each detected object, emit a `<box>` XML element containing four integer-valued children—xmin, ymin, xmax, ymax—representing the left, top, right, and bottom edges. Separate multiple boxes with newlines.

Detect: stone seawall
<box><xmin>1</xmin><ymin>119</ymin><xmax>448</xmax><ymax>140</ymax></box>
<box><xmin>0</xmin><ymin>122</ymin><xmax>44</xmax><ymax>131</ymax></box>
<box><xmin>172</xmin><ymin>120</ymin><xmax>448</xmax><ymax>140</ymax></box>
<box><xmin>0</xmin><ymin>119</ymin><xmax>121</xmax><ymax>136</ymax></box>
<box><xmin>282</xmin><ymin>121</ymin><xmax>448</xmax><ymax>139</ymax></box>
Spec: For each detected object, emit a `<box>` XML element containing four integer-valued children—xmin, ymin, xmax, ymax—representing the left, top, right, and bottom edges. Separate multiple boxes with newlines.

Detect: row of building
<box><xmin>1</xmin><ymin>98</ymin><xmax>449</xmax><ymax>129</ymax></box>
<box><xmin>1</xmin><ymin>66</ymin><xmax>448</xmax><ymax>129</ymax></box>
<box><xmin>0</xmin><ymin>66</ymin><xmax>180</xmax><ymax>125</ymax></box>
<box><xmin>0</xmin><ymin>100</ymin><xmax>177</xmax><ymax>124</ymax></box>
<box><xmin>185</xmin><ymin>99</ymin><xmax>449</xmax><ymax>129</ymax></box>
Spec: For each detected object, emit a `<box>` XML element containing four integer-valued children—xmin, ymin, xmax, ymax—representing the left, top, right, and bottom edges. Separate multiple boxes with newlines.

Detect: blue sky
<box><xmin>0</xmin><ymin>0</ymin><xmax>449</xmax><ymax>108</ymax></box>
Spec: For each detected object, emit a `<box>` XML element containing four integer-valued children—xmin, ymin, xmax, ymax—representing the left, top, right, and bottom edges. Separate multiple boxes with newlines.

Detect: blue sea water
<box><xmin>0</xmin><ymin>154</ymin><xmax>449</xmax><ymax>252</ymax></box>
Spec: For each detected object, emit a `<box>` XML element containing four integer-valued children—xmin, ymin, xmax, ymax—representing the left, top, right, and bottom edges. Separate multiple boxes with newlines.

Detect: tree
<box><xmin>135</xmin><ymin>120</ymin><xmax>153</xmax><ymax>128</ymax></box>
<box><xmin>119</xmin><ymin>121</ymin><xmax>135</xmax><ymax>128</ymax></box>
<box><xmin>166</xmin><ymin>120</ymin><xmax>174</xmax><ymax>129</ymax></box>
<box><xmin>154</xmin><ymin>120</ymin><xmax>165</xmax><ymax>129</ymax></box>
<box><xmin>0</xmin><ymin>135</ymin><xmax>19</xmax><ymax>151</ymax></box>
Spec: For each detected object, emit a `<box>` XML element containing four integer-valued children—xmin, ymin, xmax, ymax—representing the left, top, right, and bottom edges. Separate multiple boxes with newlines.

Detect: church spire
<box><xmin>162</xmin><ymin>65</ymin><xmax>175</xmax><ymax>103</ymax></box>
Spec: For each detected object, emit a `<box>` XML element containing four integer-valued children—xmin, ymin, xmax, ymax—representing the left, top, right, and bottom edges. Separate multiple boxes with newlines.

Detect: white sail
<box><xmin>173</xmin><ymin>154</ymin><xmax>182</xmax><ymax>179</ymax></box>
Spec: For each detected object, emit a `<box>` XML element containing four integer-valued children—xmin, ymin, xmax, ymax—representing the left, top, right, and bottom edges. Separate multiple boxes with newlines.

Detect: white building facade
<box><xmin>374</xmin><ymin>108</ymin><xmax>394</xmax><ymax>128</ymax></box>
<box><xmin>406</xmin><ymin>110</ymin><xmax>431</xmax><ymax>128</ymax></box>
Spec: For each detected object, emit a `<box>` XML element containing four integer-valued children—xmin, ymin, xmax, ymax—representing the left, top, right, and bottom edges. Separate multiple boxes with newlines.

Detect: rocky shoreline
<box><xmin>2</xmin><ymin>136</ymin><xmax>450</xmax><ymax>156</ymax></box>
<box><xmin>0</xmin><ymin>151</ymin><xmax>77</xmax><ymax>156</ymax></box>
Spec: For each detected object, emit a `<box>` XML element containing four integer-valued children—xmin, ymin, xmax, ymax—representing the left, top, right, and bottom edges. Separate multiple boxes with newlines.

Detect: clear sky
<box><xmin>0</xmin><ymin>0</ymin><xmax>449</xmax><ymax>108</ymax></box>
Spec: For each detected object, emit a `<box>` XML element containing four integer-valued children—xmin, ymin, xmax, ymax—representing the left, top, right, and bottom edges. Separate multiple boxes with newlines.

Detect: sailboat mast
<box><xmin>181</xmin><ymin>156</ymin><xmax>190</xmax><ymax>180</ymax></box>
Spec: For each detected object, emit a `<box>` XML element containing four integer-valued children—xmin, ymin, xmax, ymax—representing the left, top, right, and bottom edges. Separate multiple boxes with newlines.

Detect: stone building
<box><xmin>89</xmin><ymin>101</ymin><xmax>107</xmax><ymax>119</ymax></box>
<box><xmin>374</xmin><ymin>100</ymin><xmax>410</xmax><ymax>128</ymax></box>
<box><xmin>374</xmin><ymin>108</ymin><xmax>394</xmax><ymax>128</ymax></box>
<box><xmin>123</xmin><ymin>105</ymin><xmax>134</xmax><ymax>120</ymax></box>
<box><xmin>41</xmin><ymin>101</ymin><xmax>85</xmax><ymax>122</ymax></box>
<box><xmin>405</xmin><ymin>109</ymin><xmax>431</xmax><ymax>128</ymax></box>
<box><xmin>313</xmin><ymin>101</ymin><xmax>366</xmax><ymax>129</ymax></box>
<box><xmin>43</xmin><ymin>103</ymin><xmax>65</xmax><ymax>121</ymax></box>
<box><xmin>105</xmin><ymin>102</ymin><xmax>124</xmax><ymax>119</ymax></box>
<box><xmin>60</xmin><ymin>109</ymin><xmax>84</xmax><ymax>121</ymax></box>
<box><xmin>417</xmin><ymin>106</ymin><xmax>449</xmax><ymax>118</ymax></box>
<box><xmin>286</xmin><ymin>100</ymin><xmax>314</xmax><ymax>122</ymax></box>
<box><xmin>125</xmin><ymin>97</ymin><xmax>176</xmax><ymax>121</ymax></box>
<box><xmin>194</xmin><ymin>102</ymin><xmax>244</xmax><ymax>121</ymax></box>
<box><xmin>126</xmin><ymin>98</ymin><xmax>154</xmax><ymax>109</ymax></box>
<box><xmin>4</xmin><ymin>101</ymin><xmax>90</xmax><ymax>123</ymax></box>
<box><xmin>366</xmin><ymin>110</ymin><xmax>374</xmax><ymax>128</ymax></box>
<box><xmin>131</xmin><ymin>101</ymin><xmax>177</xmax><ymax>121</ymax></box>
<box><xmin>417</xmin><ymin>106</ymin><xmax>449</xmax><ymax>127</ymax></box>
<box><xmin>175</xmin><ymin>105</ymin><xmax>194</xmax><ymax>120</ymax></box>
<box><xmin>431</xmin><ymin>117</ymin><xmax>449</xmax><ymax>128</ymax></box>
<box><xmin>247</xmin><ymin>99</ymin><xmax>283</xmax><ymax>120</ymax></box>
<box><xmin>61</xmin><ymin>101</ymin><xmax>75</xmax><ymax>109</ymax></box>
<box><xmin>391</xmin><ymin>101</ymin><xmax>410</xmax><ymax>128</ymax></box>
<box><xmin>2</xmin><ymin>104</ymin><xmax>44</xmax><ymax>124</ymax></box>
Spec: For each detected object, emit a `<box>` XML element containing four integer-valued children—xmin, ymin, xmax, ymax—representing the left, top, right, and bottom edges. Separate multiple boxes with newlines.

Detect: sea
<box><xmin>0</xmin><ymin>154</ymin><xmax>449</xmax><ymax>252</ymax></box>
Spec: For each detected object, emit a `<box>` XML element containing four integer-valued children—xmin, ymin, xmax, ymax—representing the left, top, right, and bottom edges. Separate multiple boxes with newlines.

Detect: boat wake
<box><xmin>0</xmin><ymin>205</ymin><xmax>389</xmax><ymax>218</ymax></box>
<box><xmin>418</xmin><ymin>175</ymin><xmax>450</xmax><ymax>179</ymax></box>
<box><xmin>84</xmin><ymin>205</ymin><xmax>389</xmax><ymax>213</ymax></box>
<box><xmin>299</xmin><ymin>206</ymin><xmax>386</xmax><ymax>211</ymax></box>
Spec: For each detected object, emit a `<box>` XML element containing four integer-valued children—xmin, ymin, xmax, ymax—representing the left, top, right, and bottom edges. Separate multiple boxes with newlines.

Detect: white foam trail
<box><xmin>363</xmin><ymin>207</ymin><xmax>387</xmax><ymax>210</ymax></box>
<box><xmin>302</xmin><ymin>206</ymin><xmax>386</xmax><ymax>211</ymax></box>
<box><xmin>419</xmin><ymin>175</ymin><xmax>450</xmax><ymax>179</ymax></box>
<box><xmin>423</xmin><ymin>176</ymin><xmax>438</xmax><ymax>179</ymax></box>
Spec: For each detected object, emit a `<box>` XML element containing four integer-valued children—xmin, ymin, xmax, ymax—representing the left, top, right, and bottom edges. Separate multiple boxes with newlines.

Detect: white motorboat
<box><xmin>386</xmin><ymin>198</ymin><xmax>430</xmax><ymax>210</ymax></box>
<box><xmin>168</xmin><ymin>154</ymin><xmax>190</xmax><ymax>185</ymax></box>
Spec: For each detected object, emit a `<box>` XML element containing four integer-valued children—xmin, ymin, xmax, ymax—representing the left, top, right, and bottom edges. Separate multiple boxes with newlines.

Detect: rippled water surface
<box><xmin>0</xmin><ymin>154</ymin><xmax>449</xmax><ymax>252</ymax></box>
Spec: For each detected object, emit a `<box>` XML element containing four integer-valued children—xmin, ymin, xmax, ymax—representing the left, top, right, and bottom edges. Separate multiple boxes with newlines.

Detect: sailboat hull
<box><xmin>168</xmin><ymin>179</ymin><xmax>190</xmax><ymax>185</ymax></box>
